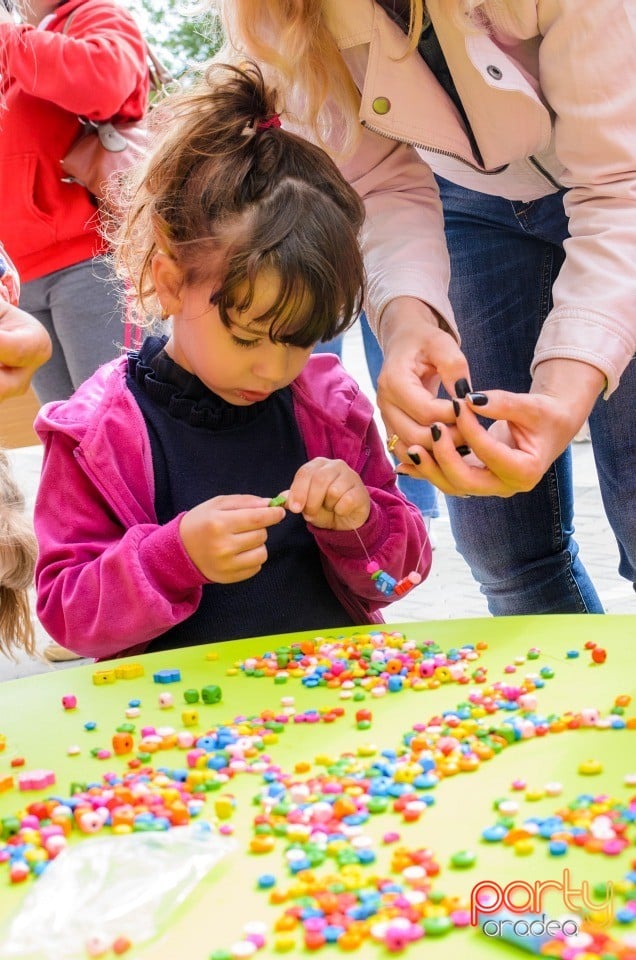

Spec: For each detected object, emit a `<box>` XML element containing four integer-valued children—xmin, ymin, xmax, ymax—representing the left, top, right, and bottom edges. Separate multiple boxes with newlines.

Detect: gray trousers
<box><xmin>19</xmin><ymin>256</ymin><xmax>126</xmax><ymax>404</ymax></box>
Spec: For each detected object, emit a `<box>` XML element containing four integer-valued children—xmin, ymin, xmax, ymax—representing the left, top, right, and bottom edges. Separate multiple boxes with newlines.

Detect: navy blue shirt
<box><xmin>126</xmin><ymin>337</ymin><xmax>354</xmax><ymax>650</ymax></box>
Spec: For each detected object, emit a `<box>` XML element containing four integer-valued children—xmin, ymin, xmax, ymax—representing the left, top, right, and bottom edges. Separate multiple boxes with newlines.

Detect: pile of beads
<box><xmin>0</xmin><ymin>768</ymin><xmax>207</xmax><ymax>883</ymax></box>
<box><xmin>238</xmin><ymin>632</ymin><xmax>486</xmax><ymax>693</ymax></box>
<box><xmin>481</xmin><ymin>790</ymin><xmax>636</xmax><ymax>861</ymax></box>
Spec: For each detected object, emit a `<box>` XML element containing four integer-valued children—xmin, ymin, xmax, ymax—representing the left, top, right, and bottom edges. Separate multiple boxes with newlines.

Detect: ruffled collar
<box><xmin>127</xmin><ymin>335</ymin><xmax>274</xmax><ymax>430</ymax></box>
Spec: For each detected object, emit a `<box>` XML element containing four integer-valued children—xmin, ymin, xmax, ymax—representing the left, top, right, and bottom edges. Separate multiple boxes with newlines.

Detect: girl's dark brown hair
<box><xmin>115</xmin><ymin>60</ymin><xmax>366</xmax><ymax>347</ymax></box>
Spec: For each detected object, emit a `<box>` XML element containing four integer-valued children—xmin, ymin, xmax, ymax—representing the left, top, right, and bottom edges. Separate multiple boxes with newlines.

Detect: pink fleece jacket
<box><xmin>34</xmin><ymin>354</ymin><xmax>430</xmax><ymax>659</ymax></box>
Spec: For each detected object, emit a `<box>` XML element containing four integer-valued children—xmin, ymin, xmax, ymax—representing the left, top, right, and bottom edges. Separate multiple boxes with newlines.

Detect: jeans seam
<box><xmin>546</xmin><ymin>446</ymin><xmax>589</xmax><ymax>613</ymax></box>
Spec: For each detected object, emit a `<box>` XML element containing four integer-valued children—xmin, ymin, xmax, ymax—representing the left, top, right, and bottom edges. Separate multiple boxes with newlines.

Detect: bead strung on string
<box><xmin>268</xmin><ymin>493</ymin><xmax>426</xmax><ymax>600</ymax></box>
<box><xmin>366</xmin><ymin>561</ymin><xmax>422</xmax><ymax>599</ymax></box>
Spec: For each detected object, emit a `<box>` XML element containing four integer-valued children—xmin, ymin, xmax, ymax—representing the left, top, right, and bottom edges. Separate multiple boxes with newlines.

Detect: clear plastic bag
<box><xmin>1</xmin><ymin>823</ymin><xmax>234</xmax><ymax>960</ymax></box>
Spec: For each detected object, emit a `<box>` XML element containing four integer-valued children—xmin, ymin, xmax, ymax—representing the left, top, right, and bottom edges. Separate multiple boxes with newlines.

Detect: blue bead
<box><xmin>357</xmin><ymin>849</ymin><xmax>376</xmax><ymax>864</ymax></box>
<box><xmin>548</xmin><ymin>840</ymin><xmax>568</xmax><ymax>856</ymax></box>
<box><xmin>257</xmin><ymin>874</ymin><xmax>276</xmax><ymax>889</ymax></box>
<box><xmin>482</xmin><ymin>825</ymin><xmax>507</xmax><ymax>842</ymax></box>
<box><xmin>616</xmin><ymin>908</ymin><xmax>636</xmax><ymax>924</ymax></box>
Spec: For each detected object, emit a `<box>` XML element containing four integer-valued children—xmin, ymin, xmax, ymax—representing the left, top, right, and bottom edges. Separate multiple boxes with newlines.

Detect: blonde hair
<box><xmin>217</xmin><ymin>0</ymin><xmax>488</xmax><ymax>152</ymax></box>
<box><xmin>0</xmin><ymin>450</ymin><xmax>37</xmax><ymax>658</ymax></box>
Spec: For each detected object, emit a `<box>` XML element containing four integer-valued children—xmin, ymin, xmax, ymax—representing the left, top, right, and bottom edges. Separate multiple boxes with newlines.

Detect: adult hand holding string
<box><xmin>396</xmin><ymin>359</ymin><xmax>605</xmax><ymax>498</ymax></box>
<box><xmin>375</xmin><ymin>297</ymin><xmax>469</xmax><ymax>454</ymax></box>
<box><xmin>179</xmin><ymin>495</ymin><xmax>286</xmax><ymax>582</ymax></box>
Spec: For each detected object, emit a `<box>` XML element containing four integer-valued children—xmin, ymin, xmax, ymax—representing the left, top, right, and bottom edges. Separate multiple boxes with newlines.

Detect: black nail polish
<box><xmin>467</xmin><ymin>392</ymin><xmax>488</xmax><ymax>406</ymax></box>
<box><xmin>452</xmin><ymin>399</ymin><xmax>461</xmax><ymax>417</ymax></box>
<box><xmin>455</xmin><ymin>378</ymin><xmax>472</xmax><ymax>399</ymax></box>
<box><xmin>456</xmin><ymin>445</ymin><xmax>471</xmax><ymax>457</ymax></box>
<box><xmin>431</xmin><ymin>424</ymin><xmax>442</xmax><ymax>442</ymax></box>
<box><xmin>407</xmin><ymin>451</ymin><xmax>421</xmax><ymax>465</ymax></box>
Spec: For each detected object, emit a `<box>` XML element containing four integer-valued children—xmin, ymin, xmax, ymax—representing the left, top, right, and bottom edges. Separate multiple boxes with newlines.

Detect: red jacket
<box><xmin>0</xmin><ymin>0</ymin><xmax>149</xmax><ymax>281</ymax></box>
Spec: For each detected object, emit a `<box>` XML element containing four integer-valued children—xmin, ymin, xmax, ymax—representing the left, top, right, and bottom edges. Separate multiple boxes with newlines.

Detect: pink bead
<box><xmin>450</xmin><ymin>910</ymin><xmax>471</xmax><ymax>927</ymax></box>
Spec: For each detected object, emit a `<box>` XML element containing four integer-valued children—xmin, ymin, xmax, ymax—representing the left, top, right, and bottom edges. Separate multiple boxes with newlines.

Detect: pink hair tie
<box><xmin>256</xmin><ymin>114</ymin><xmax>281</xmax><ymax>131</ymax></box>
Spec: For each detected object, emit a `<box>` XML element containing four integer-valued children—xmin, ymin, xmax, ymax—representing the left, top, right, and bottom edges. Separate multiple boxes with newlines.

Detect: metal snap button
<box><xmin>486</xmin><ymin>65</ymin><xmax>503</xmax><ymax>80</ymax></box>
<box><xmin>372</xmin><ymin>96</ymin><xmax>391</xmax><ymax>115</ymax></box>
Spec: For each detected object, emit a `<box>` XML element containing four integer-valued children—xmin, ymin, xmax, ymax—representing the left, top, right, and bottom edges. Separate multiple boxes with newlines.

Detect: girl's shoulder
<box><xmin>34</xmin><ymin>355</ymin><xmax>132</xmax><ymax>444</ymax></box>
<box><xmin>293</xmin><ymin>353</ymin><xmax>375</xmax><ymax>424</ymax></box>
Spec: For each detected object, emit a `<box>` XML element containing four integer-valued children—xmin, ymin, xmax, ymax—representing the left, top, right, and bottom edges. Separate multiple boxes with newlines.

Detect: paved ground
<box><xmin>2</xmin><ymin>321</ymin><xmax>632</xmax><ymax>681</ymax></box>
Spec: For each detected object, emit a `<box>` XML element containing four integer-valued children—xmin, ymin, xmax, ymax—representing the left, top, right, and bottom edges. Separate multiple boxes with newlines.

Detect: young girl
<box><xmin>33</xmin><ymin>62</ymin><xmax>431</xmax><ymax>660</ymax></box>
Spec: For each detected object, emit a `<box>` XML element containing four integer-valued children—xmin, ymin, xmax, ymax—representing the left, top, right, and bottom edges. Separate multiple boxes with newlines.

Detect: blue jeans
<box><xmin>438</xmin><ymin>176</ymin><xmax>636</xmax><ymax>614</ymax></box>
<box><xmin>314</xmin><ymin>315</ymin><xmax>439</xmax><ymax>519</ymax></box>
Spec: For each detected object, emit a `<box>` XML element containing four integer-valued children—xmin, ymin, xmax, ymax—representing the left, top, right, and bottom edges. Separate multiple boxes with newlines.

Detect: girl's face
<box><xmin>165</xmin><ymin>269</ymin><xmax>314</xmax><ymax>405</ymax></box>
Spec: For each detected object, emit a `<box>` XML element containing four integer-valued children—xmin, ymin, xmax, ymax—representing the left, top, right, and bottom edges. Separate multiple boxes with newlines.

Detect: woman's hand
<box><xmin>179</xmin><ymin>495</ymin><xmax>285</xmax><ymax>582</ymax></box>
<box><xmin>285</xmin><ymin>457</ymin><xmax>371</xmax><ymax>530</ymax></box>
<box><xmin>375</xmin><ymin>296</ymin><xmax>470</xmax><ymax>446</ymax></box>
<box><xmin>0</xmin><ymin>301</ymin><xmax>52</xmax><ymax>400</ymax></box>
<box><xmin>396</xmin><ymin>359</ymin><xmax>605</xmax><ymax>497</ymax></box>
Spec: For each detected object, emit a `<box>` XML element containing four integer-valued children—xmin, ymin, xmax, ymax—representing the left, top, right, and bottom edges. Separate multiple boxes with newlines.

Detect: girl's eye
<box><xmin>231</xmin><ymin>335</ymin><xmax>261</xmax><ymax>349</ymax></box>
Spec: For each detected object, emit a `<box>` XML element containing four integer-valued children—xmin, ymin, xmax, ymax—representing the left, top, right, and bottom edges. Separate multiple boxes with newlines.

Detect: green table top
<box><xmin>0</xmin><ymin>615</ymin><xmax>635</xmax><ymax>960</ymax></box>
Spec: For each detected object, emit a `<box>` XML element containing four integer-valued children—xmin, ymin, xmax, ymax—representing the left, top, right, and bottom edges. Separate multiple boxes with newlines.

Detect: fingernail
<box><xmin>456</xmin><ymin>445</ymin><xmax>471</xmax><ymax>457</ymax></box>
<box><xmin>455</xmin><ymin>378</ymin><xmax>472</xmax><ymax>398</ymax></box>
<box><xmin>467</xmin><ymin>392</ymin><xmax>488</xmax><ymax>406</ymax></box>
<box><xmin>407</xmin><ymin>450</ymin><xmax>421</xmax><ymax>465</ymax></box>
<box><xmin>452</xmin><ymin>399</ymin><xmax>461</xmax><ymax>417</ymax></box>
<box><xmin>431</xmin><ymin>424</ymin><xmax>442</xmax><ymax>442</ymax></box>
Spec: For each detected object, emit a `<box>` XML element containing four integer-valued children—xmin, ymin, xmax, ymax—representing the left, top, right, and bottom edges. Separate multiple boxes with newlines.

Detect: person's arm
<box><xmin>340</xmin><ymin>127</ymin><xmax>471</xmax><ymax>440</ymax></box>
<box><xmin>34</xmin><ymin>432</ymin><xmax>208</xmax><ymax>659</ymax></box>
<box><xmin>0</xmin><ymin>301</ymin><xmax>52</xmax><ymax>400</ymax></box>
<box><xmin>0</xmin><ymin>2</ymin><xmax>148</xmax><ymax>120</ymax></box>
<box><xmin>531</xmin><ymin>0</ymin><xmax>636</xmax><ymax>399</ymax></box>
<box><xmin>0</xmin><ymin>244</ymin><xmax>51</xmax><ymax>399</ymax></box>
<box><xmin>395</xmin><ymin>0</ymin><xmax>636</xmax><ymax>497</ymax></box>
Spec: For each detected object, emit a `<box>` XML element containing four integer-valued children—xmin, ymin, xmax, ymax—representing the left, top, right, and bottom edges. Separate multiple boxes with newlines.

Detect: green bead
<box><xmin>116</xmin><ymin>722</ymin><xmax>136</xmax><ymax>733</ymax></box>
<box><xmin>201</xmin><ymin>684</ymin><xmax>222</xmax><ymax>704</ymax></box>
<box><xmin>184</xmin><ymin>688</ymin><xmax>200</xmax><ymax>703</ymax></box>
<box><xmin>423</xmin><ymin>917</ymin><xmax>452</xmax><ymax>936</ymax></box>
<box><xmin>450</xmin><ymin>850</ymin><xmax>477</xmax><ymax>869</ymax></box>
<box><xmin>427</xmin><ymin>889</ymin><xmax>446</xmax><ymax>904</ymax></box>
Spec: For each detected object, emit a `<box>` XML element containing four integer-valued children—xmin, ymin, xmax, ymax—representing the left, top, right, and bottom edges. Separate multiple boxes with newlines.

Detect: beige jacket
<box><xmin>325</xmin><ymin>0</ymin><xmax>636</xmax><ymax>394</ymax></box>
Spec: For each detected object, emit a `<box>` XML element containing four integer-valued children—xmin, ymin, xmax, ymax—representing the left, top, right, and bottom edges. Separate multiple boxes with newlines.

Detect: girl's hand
<box><xmin>179</xmin><ymin>495</ymin><xmax>285</xmax><ymax>582</ymax></box>
<box><xmin>0</xmin><ymin>301</ymin><xmax>52</xmax><ymax>400</ymax></box>
<box><xmin>285</xmin><ymin>458</ymin><xmax>371</xmax><ymax>530</ymax></box>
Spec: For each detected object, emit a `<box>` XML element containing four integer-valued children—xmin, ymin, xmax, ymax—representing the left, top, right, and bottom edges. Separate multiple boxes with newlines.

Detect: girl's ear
<box><xmin>151</xmin><ymin>252</ymin><xmax>184</xmax><ymax>317</ymax></box>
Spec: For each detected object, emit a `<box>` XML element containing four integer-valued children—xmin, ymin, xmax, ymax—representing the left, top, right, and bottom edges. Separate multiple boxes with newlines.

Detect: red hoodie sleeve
<box><xmin>0</xmin><ymin>2</ymin><xmax>149</xmax><ymax>121</ymax></box>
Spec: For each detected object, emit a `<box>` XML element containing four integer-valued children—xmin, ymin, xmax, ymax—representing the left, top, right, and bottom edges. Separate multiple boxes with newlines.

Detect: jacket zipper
<box><xmin>527</xmin><ymin>155</ymin><xmax>563</xmax><ymax>190</ymax></box>
<box><xmin>361</xmin><ymin>118</ymin><xmax>508</xmax><ymax>175</ymax></box>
